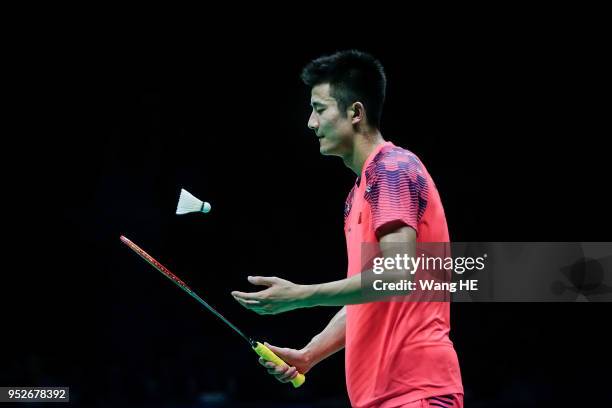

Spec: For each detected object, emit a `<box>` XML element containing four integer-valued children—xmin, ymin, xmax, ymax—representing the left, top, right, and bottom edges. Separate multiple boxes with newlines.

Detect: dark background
<box><xmin>3</xmin><ymin>28</ymin><xmax>610</xmax><ymax>407</ymax></box>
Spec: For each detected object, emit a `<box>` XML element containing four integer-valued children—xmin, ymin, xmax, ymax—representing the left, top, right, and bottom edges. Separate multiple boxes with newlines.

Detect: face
<box><xmin>308</xmin><ymin>83</ymin><xmax>355</xmax><ymax>156</ymax></box>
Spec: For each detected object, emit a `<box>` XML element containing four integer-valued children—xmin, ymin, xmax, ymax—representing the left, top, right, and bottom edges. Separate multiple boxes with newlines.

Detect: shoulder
<box><xmin>365</xmin><ymin>145</ymin><xmax>425</xmax><ymax>185</ymax></box>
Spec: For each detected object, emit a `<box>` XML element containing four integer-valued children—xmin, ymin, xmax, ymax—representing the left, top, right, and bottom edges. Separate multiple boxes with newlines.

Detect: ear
<box><xmin>350</xmin><ymin>102</ymin><xmax>365</xmax><ymax>125</ymax></box>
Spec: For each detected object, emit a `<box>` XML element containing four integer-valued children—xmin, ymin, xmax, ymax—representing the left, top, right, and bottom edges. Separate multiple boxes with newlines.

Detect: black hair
<box><xmin>301</xmin><ymin>50</ymin><xmax>386</xmax><ymax>128</ymax></box>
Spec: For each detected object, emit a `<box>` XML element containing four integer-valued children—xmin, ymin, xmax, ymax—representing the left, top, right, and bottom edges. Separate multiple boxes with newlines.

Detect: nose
<box><xmin>308</xmin><ymin>111</ymin><xmax>319</xmax><ymax>130</ymax></box>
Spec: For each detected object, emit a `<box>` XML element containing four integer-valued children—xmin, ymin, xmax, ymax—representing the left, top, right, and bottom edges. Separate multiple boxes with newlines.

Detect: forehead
<box><xmin>310</xmin><ymin>83</ymin><xmax>336</xmax><ymax>105</ymax></box>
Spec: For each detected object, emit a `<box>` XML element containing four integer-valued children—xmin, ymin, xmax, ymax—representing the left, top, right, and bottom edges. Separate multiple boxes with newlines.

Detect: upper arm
<box><xmin>379</xmin><ymin>225</ymin><xmax>417</xmax><ymax>260</ymax></box>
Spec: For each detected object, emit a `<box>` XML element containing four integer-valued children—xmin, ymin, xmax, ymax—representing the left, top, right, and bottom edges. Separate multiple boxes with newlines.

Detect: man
<box><xmin>232</xmin><ymin>50</ymin><xmax>463</xmax><ymax>407</ymax></box>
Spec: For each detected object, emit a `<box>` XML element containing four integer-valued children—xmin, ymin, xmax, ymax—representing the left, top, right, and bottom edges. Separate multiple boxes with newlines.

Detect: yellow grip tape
<box><xmin>252</xmin><ymin>342</ymin><xmax>306</xmax><ymax>388</ymax></box>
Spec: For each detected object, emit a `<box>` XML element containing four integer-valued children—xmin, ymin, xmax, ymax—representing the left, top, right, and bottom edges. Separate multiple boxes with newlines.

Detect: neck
<box><xmin>342</xmin><ymin>129</ymin><xmax>385</xmax><ymax>175</ymax></box>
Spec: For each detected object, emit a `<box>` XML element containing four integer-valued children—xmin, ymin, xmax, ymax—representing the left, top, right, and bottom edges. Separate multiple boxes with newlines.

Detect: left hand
<box><xmin>231</xmin><ymin>276</ymin><xmax>310</xmax><ymax>315</ymax></box>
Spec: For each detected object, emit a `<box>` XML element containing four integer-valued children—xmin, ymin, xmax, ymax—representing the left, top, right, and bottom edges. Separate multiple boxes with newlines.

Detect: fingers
<box><xmin>231</xmin><ymin>290</ymin><xmax>264</xmax><ymax>301</ymax></box>
<box><xmin>247</xmin><ymin>276</ymin><xmax>278</xmax><ymax>287</ymax></box>
<box><xmin>257</xmin><ymin>358</ymin><xmax>298</xmax><ymax>382</ymax></box>
<box><xmin>232</xmin><ymin>295</ymin><xmax>260</xmax><ymax>307</ymax></box>
<box><xmin>231</xmin><ymin>276</ymin><xmax>281</xmax><ymax>314</ymax></box>
<box><xmin>232</xmin><ymin>295</ymin><xmax>271</xmax><ymax>315</ymax></box>
<box><xmin>279</xmin><ymin>366</ymin><xmax>298</xmax><ymax>382</ymax></box>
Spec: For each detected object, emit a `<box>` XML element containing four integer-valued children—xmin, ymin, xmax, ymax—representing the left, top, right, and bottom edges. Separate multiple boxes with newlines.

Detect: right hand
<box><xmin>258</xmin><ymin>342</ymin><xmax>314</xmax><ymax>383</ymax></box>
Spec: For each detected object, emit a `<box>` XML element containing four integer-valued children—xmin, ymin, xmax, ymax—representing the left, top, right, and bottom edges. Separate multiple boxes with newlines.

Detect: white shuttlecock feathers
<box><xmin>176</xmin><ymin>188</ymin><xmax>211</xmax><ymax>215</ymax></box>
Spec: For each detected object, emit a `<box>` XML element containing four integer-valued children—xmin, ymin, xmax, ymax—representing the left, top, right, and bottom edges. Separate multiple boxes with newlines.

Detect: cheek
<box><xmin>319</xmin><ymin>118</ymin><xmax>332</xmax><ymax>133</ymax></box>
<box><xmin>334</xmin><ymin>119</ymin><xmax>352</xmax><ymax>137</ymax></box>
<box><xmin>322</xmin><ymin>116</ymin><xmax>341</xmax><ymax>132</ymax></box>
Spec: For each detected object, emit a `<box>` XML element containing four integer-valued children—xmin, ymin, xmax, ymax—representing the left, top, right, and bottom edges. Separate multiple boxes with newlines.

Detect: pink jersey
<box><xmin>344</xmin><ymin>142</ymin><xmax>463</xmax><ymax>407</ymax></box>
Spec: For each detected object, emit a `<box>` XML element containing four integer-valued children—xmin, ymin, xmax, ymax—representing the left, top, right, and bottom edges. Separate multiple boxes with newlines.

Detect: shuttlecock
<box><xmin>176</xmin><ymin>188</ymin><xmax>211</xmax><ymax>215</ymax></box>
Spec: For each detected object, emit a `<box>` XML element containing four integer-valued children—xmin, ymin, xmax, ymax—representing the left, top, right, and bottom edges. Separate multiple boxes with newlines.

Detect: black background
<box><xmin>3</xmin><ymin>25</ymin><xmax>610</xmax><ymax>408</ymax></box>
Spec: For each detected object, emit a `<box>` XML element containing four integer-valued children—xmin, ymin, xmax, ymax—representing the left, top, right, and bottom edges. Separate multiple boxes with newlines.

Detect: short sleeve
<box><xmin>364</xmin><ymin>154</ymin><xmax>429</xmax><ymax>238</ymax></box>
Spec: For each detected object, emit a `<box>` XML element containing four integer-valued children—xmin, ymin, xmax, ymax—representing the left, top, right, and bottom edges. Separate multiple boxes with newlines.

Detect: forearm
<box><xmin>303</xmin><ymin>268</ymin><xmax>409</xmax><ymax>306</ymax></box>
<box><xmin>303</xmin><ymin>306</ymin><xmax>346</xmax><ymax>366</ymax></box>
<box><xmin>302</xmin><ymin>227</ymin><xmax>417</xmax><ymax>307</ymax></box>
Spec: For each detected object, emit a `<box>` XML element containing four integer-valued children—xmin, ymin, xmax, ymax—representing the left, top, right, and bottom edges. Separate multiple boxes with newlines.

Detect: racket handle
<box><xmin>252</xmin><ymin>342</ymin><xmax>306</xmax><ymax>388</ymax></box>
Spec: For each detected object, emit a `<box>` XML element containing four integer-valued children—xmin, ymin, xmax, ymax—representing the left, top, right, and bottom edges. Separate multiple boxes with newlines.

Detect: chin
<box><xmin>319</xmin><ymin>144</ymin><xmax>336</xmax><ymax>156</ymax></box>
<box><xmin>319</xmin><ymin>139</ymin><xmax>339</xmax><ymax>156</ymax></box>
<box><xmin>320</xmin><ymin>145</ymin><xmax>347</xmax><ymax>158</ymax></box>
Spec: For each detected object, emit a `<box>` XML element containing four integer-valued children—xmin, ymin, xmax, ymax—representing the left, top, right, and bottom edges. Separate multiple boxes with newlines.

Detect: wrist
<box><xmin>298</xmin><ymin>284</ymin><xmax>319</xmax><ymax>308</ymax></box>
<box><xmin>301</xmin><ymin>341</ymin><xmax>319</xmax><ymax>369</ymax></box>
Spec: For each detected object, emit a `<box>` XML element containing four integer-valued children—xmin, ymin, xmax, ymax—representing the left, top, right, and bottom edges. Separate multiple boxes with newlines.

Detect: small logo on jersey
<box><xmin>365</xmin><ymin>185</ymin><xmax>372</xmax><ymax>193</ymax></box>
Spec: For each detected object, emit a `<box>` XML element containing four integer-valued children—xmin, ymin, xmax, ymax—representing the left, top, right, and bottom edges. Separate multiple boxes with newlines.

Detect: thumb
<box><xmin>264</xmin><ymin>342</ymin><xmax>294</xmax><ymax>360</ymax></box>
<box><xmin>248</xmin><ymin>276</ymin><xmax>277</xmax><ymax>287</ymax></box>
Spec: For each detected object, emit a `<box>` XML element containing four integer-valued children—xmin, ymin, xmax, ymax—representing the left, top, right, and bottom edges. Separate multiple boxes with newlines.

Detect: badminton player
<box><xmin>232</xmin><ymin>50</ymin><xmax>464</xmax><ymax>408</ymax></box>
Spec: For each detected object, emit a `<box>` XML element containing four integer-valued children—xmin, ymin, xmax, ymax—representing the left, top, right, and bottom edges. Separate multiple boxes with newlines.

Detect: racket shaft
<box><xmin>120</xmin><ymin>236</ymin><xmax>251</xmax><ymax>344</ymax></box>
